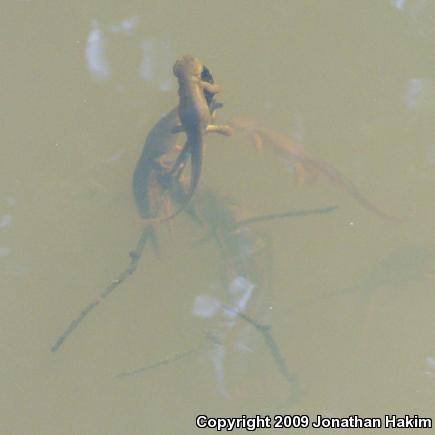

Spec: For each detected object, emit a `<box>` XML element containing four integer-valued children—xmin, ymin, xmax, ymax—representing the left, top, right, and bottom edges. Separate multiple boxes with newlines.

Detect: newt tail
<box><xmin>305</xmin><ymin>157</ymin><xmax>406</xmax><ymax>222</ymax></box>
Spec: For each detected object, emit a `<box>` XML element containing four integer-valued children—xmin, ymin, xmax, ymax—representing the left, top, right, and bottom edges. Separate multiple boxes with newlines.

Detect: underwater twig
<box><xmin>116</xmin><ymin>303</ymin><xmax>300</xmax><ymax>402</ymax></box>
<box><xmin>115</xmin><ymin>345</ymin><xmax>203</xmax><ymax>379</ymax></box>
<box><xmin>192</xmin><ymin>205</ymin><xmax>338</xmax><ymax>247</ymax></box>
<box><xmin>235</xmin><ymin>205</ymin><xmax>338</xmax><ymax>228</ymax></box>
<box><xmin>51</xmin><ymin>225</ymin><xmax>155</xmax><ymax>352</ymax></box>
<box><xmin>222</xmin><ymin>305</ymin><xmax>299</xmax><ymax>393</ymax></box>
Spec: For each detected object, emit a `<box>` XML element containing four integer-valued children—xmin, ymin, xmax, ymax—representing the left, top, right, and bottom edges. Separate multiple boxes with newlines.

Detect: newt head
<box><xmin>173</xmin><ymin>55</ymin><xmax>203</xmax><ymax>80</ymax></box>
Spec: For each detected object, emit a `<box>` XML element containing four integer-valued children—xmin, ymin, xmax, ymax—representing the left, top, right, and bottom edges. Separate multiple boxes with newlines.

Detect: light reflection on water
<box><xmin>85</xmin><ymin>17</ymin><xmax>174</xmax><ymax>92</ymax></box>
<box><xmin>2</xmin><ymin>1</ymin><xmax>435</xmax><ymax>433</ymax></box>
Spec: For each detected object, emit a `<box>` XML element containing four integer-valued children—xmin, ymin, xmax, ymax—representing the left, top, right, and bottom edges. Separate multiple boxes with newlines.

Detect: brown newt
<box><xmin>132</xmin><ymin>62</ymin><xmax>223</xmax><ymax>219</ymax></box>
<box><xmin>144</xmin><ymin>55</ymin><xmax>233</xmax><ymax>223</ymax></box>
<box><xmin>230</xmin><ymin>117</ymin><xmax>405</xmax><ymax>222</ymax></box>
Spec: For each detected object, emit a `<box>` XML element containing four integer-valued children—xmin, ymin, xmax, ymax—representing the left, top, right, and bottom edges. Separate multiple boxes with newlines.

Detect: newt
<box><xmin>132</xmin><ymin>62</ymin><xmax>223</xmax><ymax>219</ymax></box>
<box><xmin>230</xmin><ymin>117</ymin><xmax>405</xmax><ymax>222</ymax></box>
<box><xmin>144</xmin><ymin>55</ymin><xmax>233</xmax><ymax>223</ymax></box>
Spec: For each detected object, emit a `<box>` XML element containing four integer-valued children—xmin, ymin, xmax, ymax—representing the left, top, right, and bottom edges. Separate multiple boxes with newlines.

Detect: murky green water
<box><xmin>2</xmin><ymin>1</ymin><xmax>435</xmax><ymax>433</ymax></box>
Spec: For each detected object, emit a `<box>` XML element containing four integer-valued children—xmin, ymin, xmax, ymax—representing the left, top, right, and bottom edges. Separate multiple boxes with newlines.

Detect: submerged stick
<box><xmin>51</xmin><ymin>225</ymin><xmax>155</xmax><ymax>352</ymax></box>
<box><xmin>235</xmin><ymin>205</ymin><xmax>338</xmax><ymax>228</ymax></box>
<box><xmin>222</xmin><ymin>306</ymin><xmax>299</xmax><ymax>392</ymax></box>
<box><xmin>116</xmin><ymin>303</ymin><xmax>300</xmax><ymax>402</ymax></box>
<box><xmin>115</xmin><ymin>346</ymin><xmax>203</xmax><ymax>379</ymax></box>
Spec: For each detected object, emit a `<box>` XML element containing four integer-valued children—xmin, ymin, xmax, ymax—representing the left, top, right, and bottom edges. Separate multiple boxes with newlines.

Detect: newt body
<box><xmin>145</xmin><ymin>55</ymin><xmax>232</xmax><ymax>223</ymax></box>
<box><xmin>133</xmin><ymin>62</ymin><xmax>223</xmax><ymax>219</ymax></box>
